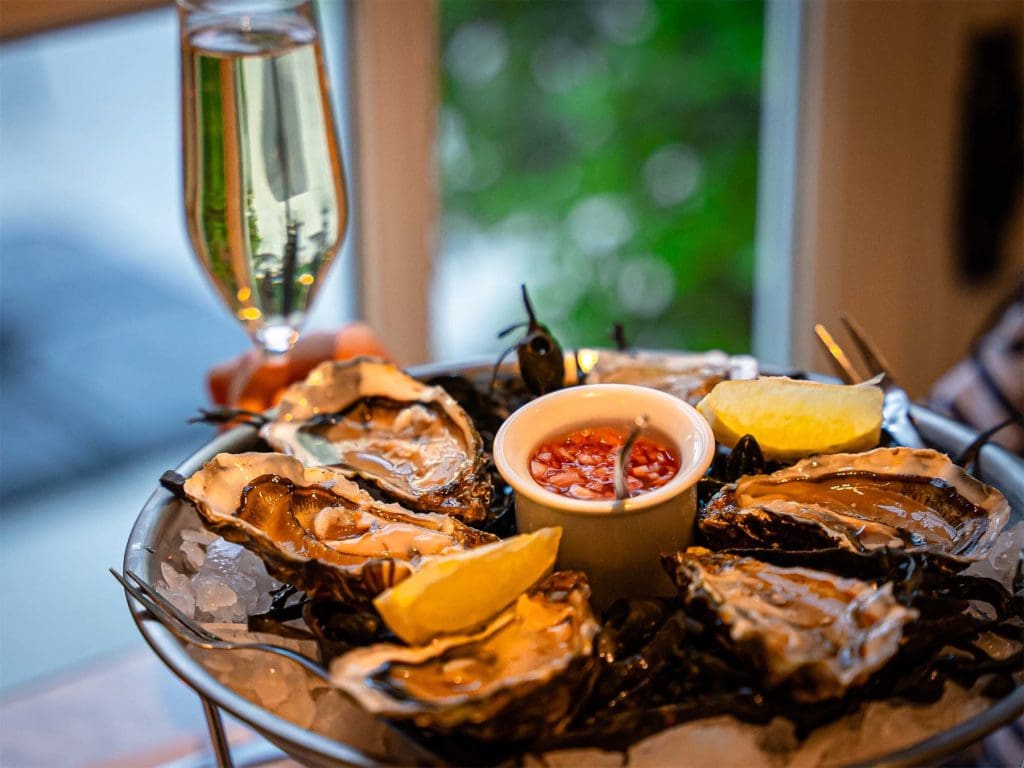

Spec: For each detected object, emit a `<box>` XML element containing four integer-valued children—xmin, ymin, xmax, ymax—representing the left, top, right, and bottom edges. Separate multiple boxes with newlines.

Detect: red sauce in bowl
<box><xmin>529</xmin><ymin>425</ymin><xmax>680</xmax><ymax>500</ymax></box>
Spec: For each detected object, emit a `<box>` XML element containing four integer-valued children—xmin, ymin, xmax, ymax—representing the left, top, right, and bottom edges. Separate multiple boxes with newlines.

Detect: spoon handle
<box><xmin>614</xmin><ymin>414</ymin><xmax>650</xmax><ymax>500</ymax></box>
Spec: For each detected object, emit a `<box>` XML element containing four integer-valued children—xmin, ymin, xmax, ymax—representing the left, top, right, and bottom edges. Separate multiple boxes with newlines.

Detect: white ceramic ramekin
<box><xmin>492</xmin><ymin>384</ymin><xmax>716</xmax><ymax>607</ymax></box>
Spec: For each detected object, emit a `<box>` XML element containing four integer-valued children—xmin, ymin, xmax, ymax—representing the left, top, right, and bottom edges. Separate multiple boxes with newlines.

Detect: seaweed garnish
<box><xmin>610</xmin><ymin>322</ymin><xmax>630</xmax><ymax>352</ymax></box>
<box><xmin>546</xmin><ymin>573</ymin><xmax>1022</xmax><ymax>752</ymax></box>
<box><xmin>188</xmin><ymin>407</ymin><xmax>269</xmax><ymax>428</ymax></box>
<box><xmin>956</xmin><ymin>413</ymin><xmax>1024</xmax><ymax>479</ymax></box>
<box><xmin>490</xmin><ymin>284</ymin><xmax>565</xmax><ymax>397</ymax></box>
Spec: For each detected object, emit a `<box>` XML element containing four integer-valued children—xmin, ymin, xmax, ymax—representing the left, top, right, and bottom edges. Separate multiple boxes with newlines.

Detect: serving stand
<box><xmin>121</xmin><ymin>362</ymin><xmax>1024</xmax><ymax>768</ymax></box>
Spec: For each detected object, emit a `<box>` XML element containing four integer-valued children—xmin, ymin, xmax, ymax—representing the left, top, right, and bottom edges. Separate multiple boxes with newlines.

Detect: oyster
<box><xmin>261</xmin><ymin>358</ymin><xmax>492</xmax><ymax>523</ymax></box>
<box><xmin>578</xmin><ymin>348</ymin><xmax>758</xmax><ymax>405</ymax></box>
<box><xmin>183</xmin><ymin>452</ymin><xmax>496</xmax><ymax>604</ymax></box>
<box><xmin>330</xmin><ymin>571</ymin><xmax>600</xmax><ymax>741</ymax></box>
<box><xmin>699</xmin><ymin>447</ymin><xmax>1010</xmax><ymax>562</ymax></box>
<box><xmin>664</xmin><ymin>547</ymin><xmax>917</xmax><ymax>701</ymax></box>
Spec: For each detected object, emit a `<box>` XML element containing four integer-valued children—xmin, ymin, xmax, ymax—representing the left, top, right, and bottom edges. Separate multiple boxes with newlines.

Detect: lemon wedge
<box><xmin>373</xmin><ymin>527</ymin><xmax>562</xmax><ymax>645</ymax></box>
<box><xmin>696</xmin><ymin>377</ymin><xmax>883</xmax><ymax>461</ymax></box>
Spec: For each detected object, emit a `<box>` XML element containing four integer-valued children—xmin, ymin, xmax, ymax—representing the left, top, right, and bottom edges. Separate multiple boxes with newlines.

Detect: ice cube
<box><xmin>192</xmin><ymin>573</ymin><xmax>239</xmax><ymax>614</ymax></box>
<box><xmin>252</xmin><ymin>664</ymin><xmax>290</xmax><ymax>710</ymax></box>
<box><xmin>276</xmin><ymin>686</ymin><xmax>317</xmax><ymax>730</ymax></box>
<box><xmin>181</xmin><ymin>540</ymin><xmax>206</xmax><ymax>571</ymax></box>
<box><xmin>311</xmin><ymin>691</ymin><xmax>351</xmax><ymax>740</ymax></box>
<box><xmin>181</xmin><ymin>527</ymin><xmax>219</xmax><ymax>545</ymax></box>
<box><xmin>203</xmin><ymin>538</ymin><xmax>246</xmax><ymax>572</ymax></box>
<box><xmin>158</xmin><ymin>562</ymin><xmax>196</xmax><ymax>618</ymax></box>
<box><xmin>965</xmin><ymin>520</ymin><xmax>1024</xmax><ymax>591</ymax></box>
<box><xmin>630</xmin><ymin>716</ymin><xmax>772</xmax><ymax>768</ymax></box>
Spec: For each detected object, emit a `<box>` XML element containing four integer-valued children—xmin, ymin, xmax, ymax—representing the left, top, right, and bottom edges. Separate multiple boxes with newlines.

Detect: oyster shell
<box><xmin>578</xmin><ymin>348</ymin><xmax>759</xmax><ymax>406</ymax></box>
<box><xmin>183</xmin><ymin>452</ymin><xmax>496</xmax><ymax>604</ymax></box>
<box><xmin>664</xmin><ymin>547</ymin><xmax>917</xmax><ymax>701</ymax></box>
<box><xmin>699</xmin><ymin>447</ymin><xmax>1010</xmax><ymax>562</ymax></box>
<box><xmin>330</xmin><ymin>571</ymin><xmax>600</xmax><ymax>741</ymax></box>
<box><xmin>261</xmin><ymin>358</ymin><xmax>492</xmax><ymax>523</ymax></box>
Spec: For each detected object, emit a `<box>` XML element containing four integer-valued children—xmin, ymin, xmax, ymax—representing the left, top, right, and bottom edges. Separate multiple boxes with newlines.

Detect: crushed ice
<box><xmin>156</xmin><ymin>527</ymin><xmax>285</xmax><ymax>623</ymax></box>
<box><xmin>525</xmin><ymin>682</ymin><xmax>991</xmax><ymax>768</ymax></box>
<box><xmin>188</xmin><ymin>627</ymin><xmax>424</xmax><ymax>760</ymax></box>
<box><xmin>965</xmin><ymin>519</ymin><xmax>1024</xmax><ymax>592</ymax></box>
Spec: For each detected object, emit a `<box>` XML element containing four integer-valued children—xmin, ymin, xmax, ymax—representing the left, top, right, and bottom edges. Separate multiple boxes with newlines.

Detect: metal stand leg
<box><xmin>200</xmin><ymin>695</ymin><xmax>235</xmax><ymax>768</ymax></box>
<box><xmin>164</xmin><ymin>696</ymin><xmax>286</xmax><ymax>768</ymax></box>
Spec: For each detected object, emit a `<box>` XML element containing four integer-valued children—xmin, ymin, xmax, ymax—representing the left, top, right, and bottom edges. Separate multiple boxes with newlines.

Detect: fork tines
<box><xmin>840</xmin><ymin>315</ymin><xmax>896</xmax><ymax>385</ymax></box>
<box><xmin>111</xmin><ymin>568</ymin><xmax>219</xmax><ymax>643</ymax></box>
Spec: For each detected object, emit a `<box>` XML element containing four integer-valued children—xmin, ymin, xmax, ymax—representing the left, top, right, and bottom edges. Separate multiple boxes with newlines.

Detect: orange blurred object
<box><xmin>208</xmin><ymin>323</ymin><xmax>391</xmax><ymax>411</ymax></box>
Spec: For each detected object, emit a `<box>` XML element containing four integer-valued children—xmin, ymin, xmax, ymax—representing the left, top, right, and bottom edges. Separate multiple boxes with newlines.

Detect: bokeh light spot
<box><xmin>617</xmin><ymin>255</ymin><xmax>675</xmax><ymax>317</ymax></box>
<box><xmin>568</xmin><ymin>195</ymin><xmax>635</xmax><ymax>255</ymax></box>
<box><xmin>445</xmin><ymin>21</ymin><xmax>508</xmax><ymax>86</ymax></box>
<box><xmin>531</xmin><ymin>36</ymin><xmax>608</xmax><ymax>95</ymax></box>
<box><xmin>588</xmin><ymin>0</ymin><xmax>657</xmax><ymax>45</ymax></box>
<box><xmin>643</xmin><ymin>144</ymin><xmax>703</xmax><ymax>207</ymax></box>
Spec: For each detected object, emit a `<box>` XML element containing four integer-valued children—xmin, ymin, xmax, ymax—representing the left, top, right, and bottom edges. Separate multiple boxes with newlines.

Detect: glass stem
<box><xmin>256</xmin><ymin>323</ymin><xmax>299</xmax><ymax>356</ymax></box>
<box><xmin>225</xmin><ymin>329</ymin><xmax>294</xmax><ymax>407</ymax></box>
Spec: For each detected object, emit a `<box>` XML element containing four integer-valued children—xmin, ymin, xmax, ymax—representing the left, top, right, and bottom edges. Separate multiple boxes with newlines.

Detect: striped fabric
<box><xmin>930</xmin><ymin>297</ymin><xmax>1024</xmax><ymax>455</ymax></box>
<box><xmin>930</xmin><ymin>292</ymin><xmax>1023</xmax><ymax>765</ymax></box>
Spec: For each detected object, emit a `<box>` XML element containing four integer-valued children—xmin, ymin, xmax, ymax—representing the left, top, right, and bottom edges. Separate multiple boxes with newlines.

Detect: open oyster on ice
<box><xmin>330</xmin><ymin>571</ymin><xmax>601</xmax><ymax>742</ymax></box>
<box><xmin>699</xmin><ymin>447</ymin><xmax>1010</xmax><ymax>563</ymax></box>
<box><xmin>664</xmin><ymin>547</ymin><xmax>917</xmax><ymax>702</ymax></box>
<box><xmin>261</xmin><ymin>358</ymin><xmax>492</xmax><ymax>523</ymax></box>
<box><xmin>183</xmin><ymin>452</ymin><xmax>496</xmax><ymax>604</ymax></box>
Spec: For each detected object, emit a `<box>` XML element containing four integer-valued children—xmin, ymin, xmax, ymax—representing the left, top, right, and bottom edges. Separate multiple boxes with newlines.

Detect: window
<box><xmin>431</xmin><ymin>0</ymin><xmax>764</xmax><ymax>360</ymax></box>
<box><xmin>0</xmin><ymin>4</ymin><xmax>354</xmax><ymax>501</ymax></box>
<box><xmin>0</xmin><ymin>3</ymin><xmax>355</xmax><ymax>688</ymax></box>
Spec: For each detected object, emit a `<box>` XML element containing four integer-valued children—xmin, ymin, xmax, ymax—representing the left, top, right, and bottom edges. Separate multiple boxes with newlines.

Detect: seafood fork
<box><xmin>110</xmin><ymin>568</ymin><xmax>334</xmax><ymax>683</ymax></box>
<box><xmin>814</xmin><ymin>316</ymin><xmax>926</xmax><ymax>449</ymax></box>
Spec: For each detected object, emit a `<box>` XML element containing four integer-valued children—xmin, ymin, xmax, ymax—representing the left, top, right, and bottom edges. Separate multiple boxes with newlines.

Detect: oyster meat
<box><xmin>699</xmin><ymin>447</ymin><xmax>1009</xmax><ymax>561</ymax></box>
<box><xmin>664</xmin><ymin>547</ymin><xmax>917</xmax><ymax>701</ymax></box>
<box><xmin>183</xmin><ymin>452</ymin><xmax>496</xmax><ymax>604</ymax></box>
<box><xmin>330</xmin><ymin>571</ymin><xmax>600</xmax><ymax>742</ymax></box>
<box><xmin>261</xmin><ymin>358</ymin><xmax>492</xmax><ymax>523</ymax></box>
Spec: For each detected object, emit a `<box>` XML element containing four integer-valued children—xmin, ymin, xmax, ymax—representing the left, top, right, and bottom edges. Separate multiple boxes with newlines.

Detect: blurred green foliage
<box><xmin>440</xmin><ymin>0</ymin><xmax>763</xmax><ymax>353</ymax></box>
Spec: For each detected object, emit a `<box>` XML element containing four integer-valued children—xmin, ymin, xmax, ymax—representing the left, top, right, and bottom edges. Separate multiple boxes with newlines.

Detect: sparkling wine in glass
<box><xmin>179</xmin><ymin>0</ymin><xmax>347</xmax><ymax>357</ymax></box>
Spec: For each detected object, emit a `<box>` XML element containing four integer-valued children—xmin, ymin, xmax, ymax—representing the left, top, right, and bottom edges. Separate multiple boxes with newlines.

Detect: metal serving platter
<box><xmin>122</xmin><ymin>360</ymin><xmax>1024</xmax><ymax>767</ymax></box>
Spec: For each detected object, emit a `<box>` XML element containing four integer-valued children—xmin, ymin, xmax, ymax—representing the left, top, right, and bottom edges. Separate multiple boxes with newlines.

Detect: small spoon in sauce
<box><xmin>614</xmin><ymin>414</ymin><xmax>650</xmax><ymax>500</ymax></box>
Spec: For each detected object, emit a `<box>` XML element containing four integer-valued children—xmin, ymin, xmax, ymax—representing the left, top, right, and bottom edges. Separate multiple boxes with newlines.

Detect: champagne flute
<box><xmin>178</xmin><ymin>0</ymin><xmax>347</xmax><ymax>375</ymax></box>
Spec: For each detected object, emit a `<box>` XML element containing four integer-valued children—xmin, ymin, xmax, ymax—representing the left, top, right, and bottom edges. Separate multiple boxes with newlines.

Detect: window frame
<box><xmin>348</xmin><ymin>0</ymin><xmax>437</xmax><ymax>365</ymax></box>
<box><xmin>752</xmin><ymin>0</ymin><xmax>804</xmax><ymax>370</ymax></box>
<box><xmin>0</xmin><ymin>0</ymin><xmax>171</xmax><ymax>41</ymax></box>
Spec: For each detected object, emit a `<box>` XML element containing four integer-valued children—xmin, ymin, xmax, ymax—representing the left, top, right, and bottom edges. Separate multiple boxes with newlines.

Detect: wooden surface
<box><xmin>349</xmin><ymin>0</ymin><xmax>438</xmax><ymax>366</ymax></box>
<box><xmin>0</xmin><ymin>0</ymin><xmax>171</xmax><ymax>41</ymax></box>
<box><xmin>0</xmin><ymin>645</ymin><xmax>296</xmax><ymax>767</ymax></box>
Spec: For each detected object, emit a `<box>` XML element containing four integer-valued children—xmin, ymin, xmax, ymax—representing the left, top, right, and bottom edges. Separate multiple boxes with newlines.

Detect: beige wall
<box><xmin>794</xmin><ymin>0</ymin><xmax>1023</xmax><ymax>398</ymax></box>
<box><xmin>350</xmin><ymin>0</ymin><xmax>438</xmax><ymax>367</ymax></box>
